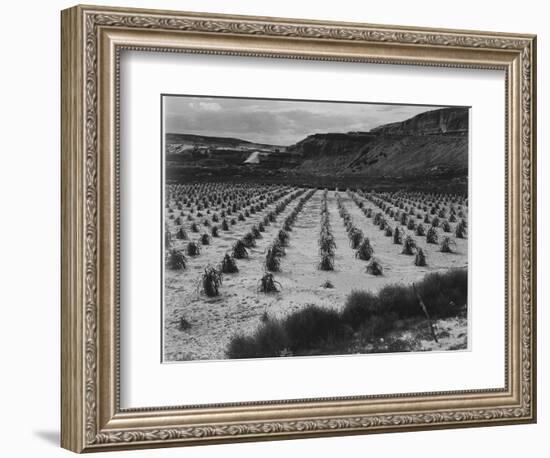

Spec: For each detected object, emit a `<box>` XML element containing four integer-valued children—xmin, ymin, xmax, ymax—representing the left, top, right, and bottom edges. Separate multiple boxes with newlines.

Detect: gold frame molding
<box><xmin>61</xmin><ymin>4</ymin><xmax>537</xmax><ymax>453</ymax></box>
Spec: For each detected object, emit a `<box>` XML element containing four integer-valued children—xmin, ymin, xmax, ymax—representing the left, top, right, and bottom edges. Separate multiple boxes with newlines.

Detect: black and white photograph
<box><xmin>162</xmin><ymin>95</ymin><xmax>469</xmax><ymax>362</ymax></box>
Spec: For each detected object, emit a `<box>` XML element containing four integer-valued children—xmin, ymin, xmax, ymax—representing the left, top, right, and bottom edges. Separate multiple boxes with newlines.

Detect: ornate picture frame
<box><xmin>61</xmin><ymin>4</ymin><xmax>536</xmax><ymax>453</ymax></box>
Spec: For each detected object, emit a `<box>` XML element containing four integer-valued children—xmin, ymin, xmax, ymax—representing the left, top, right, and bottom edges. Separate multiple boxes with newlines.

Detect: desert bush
<box><xmin>258</xmin><ymin>222</ymin><xmax>265</xmax><ymax>232</ymax></box>
<box><xmin>203</xmin><ymin>219</ymin><xmax>210</xmax><ymax>227</ymax></box>
<box><xmin>283</xmin><ymin>305</ymin><xmax>348</xmax><ymax>350</ymax></box>
<box><xmin>366</xmin><ymin>258</ymin><xmax>384</xmax><ymax>276</ymax></box>
<box><xmin>258</xmin><ymin>273</ymin><xmax>282</xmax><ymax>293</ymax></box>
<box><xmin>221</xmin><ymin>219</ymin><xmax>229</xmax><ymax>231</ymax></box>
<box><xmin>431</xmin><ymin>216</ymin><xmax>440</xmax><ymax>228</ymax></box>
<box><xmin>210</xmin><ymin>225</ymin><xmax>219</xmax><ymax>237</ymax></box>
<box><xmin>355</xmin><ymin>238</ymin><xmax>374</xmax><ymax>260</ymax></box>
<box><xmin>186</xmin><ymin>241</ymin><xmax>201</xmax><ymax>257</ymax></box>
<box><xmin>212</xmin><ymin>213</ymin><xmax>219</xmax><ymax>222</ymax></box>
<box><xmin>226</xmin><ymin>321</ymin><xmax>287</xmax><ymax>359</ymax></box>
<box><xmin>356</xmin><ymin>313</ymin><xmax>399</xmax><ymax>342</ymax></box>
<box><xmin>226</xmin><ymin>266</ymin><xmax>468</xmax><ymax>357</ymax></box>
<box><xmin>449</xmin><ymin>214</ymin><xmax>457</xmax><ymax>222</ymax></box>
<box><xmin>415</xmin><ymin>268</ymin><xmax>467</xmax><ymax>316</ymax></box>
<box><xmin>166</xmin><ymin>249</ymin><xmax>187</xmax><ymax>270</ymax></box>
<box><xmin>321</xmin><ymin>280</ymin><xmax>334</xmax><ymax>289</ymax></box>
<box><xmin>400</xmin><ymin>213</ymin><xmax>408</xmax><ymax>226</ymax></box>
<box><xmin>414</xmin><ymin>248</ymin><xmax>427</xmax><ymax>266</ymax></box>
<box><xmin>440</xmin><ymin>236</ymin><xmax>457</xmax><ymax>253</ymax></box>
<box><xmin>424</xmin><ymin>214</ymin><xmax>430</xmax><ymax>223</ymax></box>
<box><xmin>426</xmin><ymin>227</ymin><xmax>438</xmax><ymax>244</ymax></box>
<box><xmin>230</xmin><ymin>218</ymin><xmax>237</xmax><ymax>226</ymax></box>
<box><xmin>175</xmin><ymin>216</ymin><xmax>183</xmax><ymax>225</ymax></box>
<box><xmin>201</xmin><ymin>233</ymin><xmax>211</xmax><ymax>245</ymax></box>
<box><xmin>407</xmin><ymin>219</ymin><xmax>416</xmax><ymax>230</ymax></box>
<box><xmin>377</xmin><ymin>283</ymin><xmax>417</xmax><ymax>319</ymax></box>
<box><xmin>190</xmin><ymin>222</ymin><xmax>199</xmax><ymax>233</ymax></box>
<box><xmin>402</xmin><ymin>235</ymin><xmax>417</xmax><ymax>255</ymax></box>
<box><xmin>232</xmin><ymin>240</ymin><xmax>249</xmax><ymax>259</ymax></box>
<box><xmin>385</xmin><ymin>225</ymin><xmax>393</xmax><ymax>237</ymax></box>
<box><xmin>200</xmin><ymin>266</ymin><xmax>223</xmax><ymax>297</ymax></box>
<box><xmin>220</xmin><ymin>254</ymin><xmax>238</xmax><ymax>273</ymax></box>
<box><xmin>341</xmin><ymin>291</ymin><xmax>379</xmax><ymax>329</ymax></box>
<box><xmin>442</xmin><ymin>220</ymin><xmax>451</xmax><ymax>232</ymax></box>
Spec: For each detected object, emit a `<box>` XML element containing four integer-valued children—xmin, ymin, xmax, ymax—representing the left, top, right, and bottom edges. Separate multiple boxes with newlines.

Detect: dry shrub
<box><xmin>401</xmin><ymin>235</ymin><xmax>417</xmax><ymax>255</ymax></box>
<box><xmin>414</xmin><ymin>248</ymin><xmax>427</xmax><ymax>266</ymax></box>
<box><xmin>265</xmin><ymin>246</ymin><xmax>282</xmax><ymax>272</ymax></box>
<box><xmin>278</xmin><ymin>229</ymin><xmax>290</xmax><ymax>247</ymax></box>
<box><xmin>426</xmin><ymin>227</ymin><xmax>438</xmax><ymax>244</ymax></box>
<box><xmin>393</xmin><ymin>227</ymin><xmax>403</xmax><ymax>245</ymax></box>
<box><xmin>258</xmin><ymin>273</ymin><xmax>282</xmax><ymax>293</ymax></box>
<box><xmin>415</xmin><ymin>223</ymin><xmax>426</xmax><ymax>236</ymax></box>
<box><xmin>200</xmin><ymin>266</ymin><xmax>223</xmax><ymax>297</ymax></box>
<box><xmin>166</xmin><ymin>249</ymin><xmax>187</xmax><ymax>270</ymax></box>
<box><xmin>232</xmin><ymin>240</ymin><xmax>249</xmax><ymax>259</ymax></box>
<box><xmin>440</xmin><ymin>236</ymin><xmax>457</xmax><ymax>253</ymax></box>
<box><xmin>318</xmin><ymin>253</ymin><xmax>335</xmax><ymax>271</ymax></box>
<box><xmin>355</xmin><ymin>238</ymin><xmax>374</xmax><ymax>260</ymax></box>
<box><xmin>186</xmin><ymin>241</ymin><xmax>201</xmax><ymax>257</ymax></box>
<box><xmin>220</xmin><ymin>254</ymin><xmax>238</xmax><ymax>273</ymax></box>
<box><xmin>366</xmin><ymin>258</ymin><xmax>384</xmax><ymax>276</ymax></box>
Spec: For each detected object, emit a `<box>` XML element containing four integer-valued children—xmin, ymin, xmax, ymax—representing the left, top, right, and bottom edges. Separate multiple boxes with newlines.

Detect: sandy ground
<box><xmin>164</xmin><ymin>190</ymin><xmax>468</xmax><ymax>361</ymax></box>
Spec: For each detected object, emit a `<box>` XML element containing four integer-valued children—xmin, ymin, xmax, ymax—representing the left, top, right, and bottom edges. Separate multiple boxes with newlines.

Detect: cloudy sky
<box><xmin>164</xmin><ymin>96</ymin><xmax>446</xmax><ymax>146</ymax></box>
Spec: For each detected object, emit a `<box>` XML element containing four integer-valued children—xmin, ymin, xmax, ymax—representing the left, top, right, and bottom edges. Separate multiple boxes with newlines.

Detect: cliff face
<box><xmin>370</xmin><ymin>107</ymin><xmax>468</xmax><ymax>136</ymax></box>
<box><xmin>288</xmin><ymin>107</ymin><xmax>469</xmax><ymax>178</ymax></box>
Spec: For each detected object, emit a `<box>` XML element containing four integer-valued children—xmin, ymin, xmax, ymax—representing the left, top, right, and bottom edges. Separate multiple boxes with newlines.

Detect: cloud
<box><xmin>198</xmin><ymin>101</ymin><xmax>221</xmax><ymax>111</ymax></box>
<box><xmin>164</xmin><ymin>96</ymin><xmax>450</xmax><ymax>145</ymax></box>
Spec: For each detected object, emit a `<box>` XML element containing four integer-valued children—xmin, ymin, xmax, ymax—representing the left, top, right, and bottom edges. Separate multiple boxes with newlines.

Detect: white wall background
<box><xmin>0</xmin><ymin>0</ymin><xmax>545</xmax><ymax>456</ymax></box>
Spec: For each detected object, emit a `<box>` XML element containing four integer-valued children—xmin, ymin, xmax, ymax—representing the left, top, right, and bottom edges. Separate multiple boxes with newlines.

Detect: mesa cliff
<box><xmin>287</xmin><ymin>107</ymin><xmax>468</xmax><ymax>178</ymax></box>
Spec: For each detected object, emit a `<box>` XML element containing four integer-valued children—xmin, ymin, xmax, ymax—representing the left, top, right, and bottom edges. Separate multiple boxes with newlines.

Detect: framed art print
<box><xmin>61</xmin><ymin>4</ymin><xmax>536</xmax><ymax>452</ymax></box>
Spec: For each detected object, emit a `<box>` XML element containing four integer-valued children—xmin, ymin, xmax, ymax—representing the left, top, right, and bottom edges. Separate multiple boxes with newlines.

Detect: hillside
<box><xmin>164</xmin><ymin>107</ymin><xmax>469</xmax><ymax>193</ymax></box>
<box><xmin>165</xmin><ymin>133</ymin><xmax>282</xmax><ymax>154</ymax></box>
<box><xmin>288</xmin><ymin>107</ymin><xmax>468</xmax><ymax>178</ymax></box>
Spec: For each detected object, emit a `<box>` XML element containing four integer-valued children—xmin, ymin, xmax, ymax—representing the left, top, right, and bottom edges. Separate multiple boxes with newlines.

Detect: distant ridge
<box><xmin>165</xmin><ymin>107</ymin><xmax>469</xmax><ymax>191</ymax></box>
<box><xmin>287</xmin><ymin>107</ymin><xmax>468</xmax><ymax>178</ymax></box>
<box><xmin>165</xmin><ymin>133</ymin><xmax>284</xmax><ymax>151</ymax></box>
